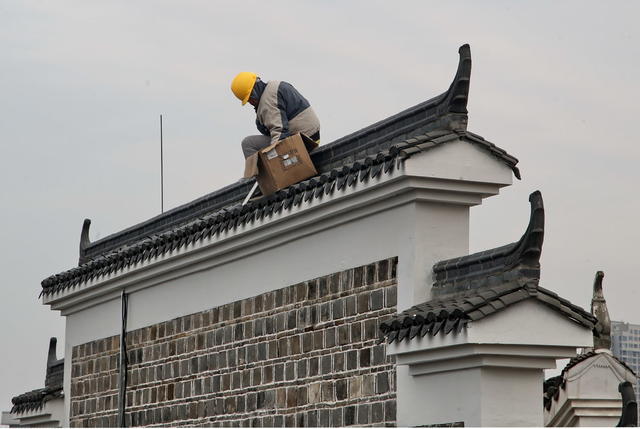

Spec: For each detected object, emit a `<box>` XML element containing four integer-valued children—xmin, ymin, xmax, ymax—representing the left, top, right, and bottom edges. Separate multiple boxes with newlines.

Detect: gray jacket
<box><xmin>254</xmin><ymin>80</ymin><xmax>320</xmax><ymax>145</ymax></box>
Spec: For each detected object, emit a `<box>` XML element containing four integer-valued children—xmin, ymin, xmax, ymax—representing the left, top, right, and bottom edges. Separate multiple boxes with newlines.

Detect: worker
<box><xmin>230</xmin><ymin>72</ymin><xmax>320</xmax><ymax>159</ymax></box>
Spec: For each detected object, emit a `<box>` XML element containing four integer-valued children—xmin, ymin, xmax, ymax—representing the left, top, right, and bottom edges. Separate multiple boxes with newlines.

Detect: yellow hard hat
<box><xmin>230</xmin><ymin>72</ymin><xmax>257</xmax><ymax>105</ymax></box>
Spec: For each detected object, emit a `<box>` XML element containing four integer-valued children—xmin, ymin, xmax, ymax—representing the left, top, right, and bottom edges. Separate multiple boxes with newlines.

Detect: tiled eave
<box><xmin>380</xmin><ymin>281</ymin><xmax>597</xmax><ymax>344</ymax></box>
<box><xmin>41</xmin><ymin>130</ymin><xmax>516</xmax><ymax>299</ymax></box>
<box><xmin>10</xmin><ymin>388</ymin><xmax>62</xmax><ymax>415</ymax></box>
<box><xmin>380</xmin><ymin>191</ymin><xmax>597</xmax><ymax>343</ymax></box>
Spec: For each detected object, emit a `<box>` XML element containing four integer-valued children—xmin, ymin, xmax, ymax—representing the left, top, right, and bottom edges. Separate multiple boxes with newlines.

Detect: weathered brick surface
<box><xmin>70</xmin><ymin>258</ymin><xmax>398</xmax><ymax>427</ymax></box>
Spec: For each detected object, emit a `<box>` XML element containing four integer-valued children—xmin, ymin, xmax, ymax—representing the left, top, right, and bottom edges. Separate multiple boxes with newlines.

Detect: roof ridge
<box><xmin>78</xmin><ymin>44</ymin><xmax>476</xmax><ymax>263</ymax></box>
<box><xmin>431</xmin><ymin>191</ymin><xmax>543</xmax><ymax>298</ymax></box>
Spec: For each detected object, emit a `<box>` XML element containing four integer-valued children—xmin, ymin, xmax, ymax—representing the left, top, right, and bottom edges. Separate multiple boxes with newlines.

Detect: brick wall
<box><xmin>70</xmin><ymin>257</ymin><xmax>398</xmax><ymax>427</ymax></box>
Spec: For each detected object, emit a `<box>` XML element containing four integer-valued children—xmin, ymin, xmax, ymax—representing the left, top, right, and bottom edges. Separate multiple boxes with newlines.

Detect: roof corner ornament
<box><xmin>518</xmin><ymin>190</ymin><xmax>545</xmax><ymax>268</ymax></box>
<box><xmin>47</xmin><ymin>337</ymin><xmax>58</xmax><ymax>367</ymax></box>
<box><xmin>445</xmin><ymin>43</ymin><xmax>472</xmax><ymax>116</ymax></box>
<box><xmin>79</xmin><ymin>218</ymin><xmax>91</xmax><ymax>266</ymax></box>
<box><xmin>591</xmin><ymin>271</ymin><xmax>612</xmax><ymax>350</ymax></box>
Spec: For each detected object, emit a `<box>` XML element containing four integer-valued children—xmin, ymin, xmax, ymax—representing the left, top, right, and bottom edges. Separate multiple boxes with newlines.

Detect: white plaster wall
<box><xmin>397</xmin><ymin>366</ymin><xmax>544</xmax><ymax>427</ymax></box>
<box><xmin>404</xmin><ymin>140</ymin><xmax>513</xmax><ymax>186</ymax></box>
<box><xmin>469</xmin><ymin>300</ymin><xmax>594</xmax><ymax>349</ymax></box>
<box><xmin>479</xmin><ymin>367</ymin><xmax>543</xmax><ymax>427</ymax></box>
<box><xmin>397</xmin><ymin>365</ymin><xmax>481</xmax><ymax>427</ymax></box>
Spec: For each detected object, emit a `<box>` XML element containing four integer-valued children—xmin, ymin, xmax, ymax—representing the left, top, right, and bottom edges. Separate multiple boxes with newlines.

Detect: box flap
<box><xmin>243</xmin><ymin>153</ymin><xmax>260</xmax><ymax>178</ymax></box>
<box><xmin>300</xmin><ymin>133</ymin><xmax>319</xmax><ymax>153</ymax></box>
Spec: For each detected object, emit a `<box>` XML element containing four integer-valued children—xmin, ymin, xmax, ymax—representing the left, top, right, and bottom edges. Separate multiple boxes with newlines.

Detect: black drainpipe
<box><xmin>117</xmin><ymin>291</ymin><xmax>129</xmax><ymax>427</ymax></box>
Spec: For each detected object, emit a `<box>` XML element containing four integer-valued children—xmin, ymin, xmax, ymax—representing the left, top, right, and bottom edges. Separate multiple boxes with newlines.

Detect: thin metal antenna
<box><xmin>160</xmin><ymin>114</ymin><xmax>164</xmax><ymax>213</ymax></box>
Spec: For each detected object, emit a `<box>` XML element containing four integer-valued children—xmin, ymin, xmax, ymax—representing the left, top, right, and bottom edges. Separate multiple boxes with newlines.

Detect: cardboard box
<box><xmin>244</xmin><ymin>133</ymin><xmax>319</xmax><ymax>196</ymax></box>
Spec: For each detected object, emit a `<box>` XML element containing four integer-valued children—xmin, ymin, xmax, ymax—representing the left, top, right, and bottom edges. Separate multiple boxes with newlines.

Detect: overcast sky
<box><xmin>1</xmin><ymin>0</ymin><xmax>639</xmax><ymax>413</ymax></box>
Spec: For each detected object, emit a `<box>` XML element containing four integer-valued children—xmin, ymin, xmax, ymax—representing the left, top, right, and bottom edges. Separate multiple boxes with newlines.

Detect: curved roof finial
<box><xmin>79</xmin><ymin>218</ymin><xmax>91</xmax><ymax>265</ymax></box>
<box><xmin>591</xmin><ymin>270</ymin><xmax>612</xmax><ymax>350</ymax></box>
<box><xmin>446</xmin><ymin>44</ymin><xmax>472</xmax><ymax>114</ymax></box>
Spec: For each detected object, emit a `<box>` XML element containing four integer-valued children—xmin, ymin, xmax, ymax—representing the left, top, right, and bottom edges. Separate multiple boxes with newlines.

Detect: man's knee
<box><xmin>241</xmin><ymin>135</ymin><xmax>267</xmax><ymax>159</ymax></box>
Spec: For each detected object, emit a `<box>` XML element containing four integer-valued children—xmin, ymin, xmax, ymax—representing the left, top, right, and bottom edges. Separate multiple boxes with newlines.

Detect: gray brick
<box><xmin>254</xmin><ymin>318</ymin><xmax>264</xmax><ymax>336</ymax></box>
<box><xmin>360</xmin><ymin>348</ymin><xmax>371</xmax><ymax>367</ymax></box>
<box><xmin>336</xmin><ymin>379</ymin><xmax>348</xmax><ymax>400</ymax></box>
<box><xmin>376</xmin><ymin>372</ymin><xmax>390</xmax><ymax>394</ymax></box>
<box><xmin>363</xmin><ymin>319</ymin><xmax>377</xmax><ymax>340</ymax></box>
<box><xmin>258</xmin><ymin>342</ymin><xmax>267</xmax><ymax>361</ymax></box>
<box><xmin>309</xmin><ymin>357</ymin><xmax>319</xmax><ymax>376</ymax></box>
<box><xmin>347</xmin><ymin>350</ymin><xmax>358</xmax><ymax>370</ymax></box>
<box><xmin>357</xmin><ymin>292</ymin><xmax>370</xmax><ymax>313</ymax></box>
<box><xmin>274</xmin><ymin>363</ymin><xmax>284</xmax><ymax>382</ymax></box>
<box><xmin>332</xmin><ymin>299</ymin><xmax>344</xmax><ymax>320</ymax></box>
<box><xmin>285</xmin><ymin>414</ymin><xmax>295</xmax><ymax>427</ymax></box>
<box><xmin>242</xmin><ymin>369</ymin><xmax>251</xmax><ymax>388</ymax></box>
<box><xmin>265</xmin><ymin>317</ymin><xmax>275</xmax><ymax>335</ymax></box>
<box><xmin>285</xmin><ymin>361</ymin><xmax>295</xmax><ymax>380</ymax></box>
<box><xmin>321</xmin><ymin>355</ymin><xmax>332</xmax><ymax>374</ymax></box>
<box><xmin>338</xmin><ymin>325</ymin><xmax>350</xmax><ymax>345</ymax></box>
<box><xmin>307</xmin><ymin>280</ymin><xmax>318</xmax><ymax>300</ymax></box>
<box><xmin>332</xmin><ymin>408</ymin><xmax>343</xmax><ymax>427</ymax></box>
<box><xmin>334</xmin><ymin>352</ymin><xmax>345</xmax><ymax>372</ymax></box>
<box><xmin>263</xmin><ymin>365</ymin><xmax>273</xmax><ymax>384</ymax></box>
<box><xmin>372</xmin><ymin>344</ymin><xmax>386</xmax><ymax>365</ymax></box>
<box><xmin>297</xmin><ymin>359</ymin><xmax>308</xmax><ymax>378</ymax></box>
<box><xmin>357</xmin><ymin>403</ymin><xmax>370</xmax><ymax>425</ymax></box>
<box><xmin>385</xmin><ymin>399</ymin><xmax>397</xmax><ymax>422</ymax></box>
<box><xmin>319</xmin><ymin>277</ymin><xmax>329</xmax><ymax>297</ymax></box>
<box><xmin>325</xmin><ymin>327</ymin><xmax>336</xmax><ymax>348</ymax></box>
<box><xmin>225</xmin><ymin>396</ymin><xmax>237</xmax><ymax>413</ymax></box>
<box><xmin>269</xmin><ymin>340</ymin><xmax>278</xmax><ymax>359</ymax></box>
<box><xmin>275</xmin><ymin>289</ymin><xmax>284</xmax><ymax>307</ymax></box>
<box><xmin>276</xmin><ymin>313</ymin><xmax>286</xmax><ymax>332</ymax></box>
<box><xmin>321</xmin><ymin>381</ymin><xmax>333</xmax><ymax>402</ymax></box>
<box><xmin>290</xmin><ymin>335</ymin><xmax>301</xmax><ymax>355</ymax></box>
<box><xmin>237</xmin><ymin>395</ymin><xmax>246</xmax><ymax>413</ymax></box>
<box><xmin>371</xmin><ymin>289</ymin><xmax>384</xmax><ymax>310</ymax></box>
<box><xmin>302</xmin><ymin>332</ymin><xmax>313</xmax><ymax>353</ymax></box>
<box><xmin>286</xmin><ymin>386</ymin><xmax>297</xmax><ymax>408</ymax></box>
<box><xmin>212</xmin><ymin>375</ymin><xmax>221</xmax><ymax>392</ymax></box>
<box><xmin>320</xmin><ymin>302</ymin><xmax>331</xmax><ymax>322</ymax></box>
<box><xmin>278</xmin><ymin>338</ymin><xmax>288</xmax><ymax>358</ymax></box>
<box><xmin>366</xmin><ymin>263</ymin><xmax>376</xmax><ymax>285</ymax></box>
<box><xmin>232</xmin><ymin>371</ymin><xmax>241</xmax><ymax>389</ymax></box>
<box><xmin>247</xmin><ymin>344</ymin><xmax>257</xmax><ymax>363</ymax></box>
<box><xmin>287</xmin><ymin>309</ymin><xmax>297</xmax><ymax>330</ymax></box>
<box><xmin>313</xmin><ymin>330</ymin><xmax>323</xmax><ymax>350</ymax></box>
<box><xmin>345</xmin><ymin>296</ymin><xmax>356</xmax><ymax>316</ymax></box>
<box><xmin>330</xmin><ymin>273</ymin><xmax>340</xmax><ymax>294</ymax></box>
<box><xmin>308</xmin><ymin>382</ymin><xmax>321</xmax><ymax>404</ymax></box>
<box><xmin>253</xmin><ymin>367</ymin><xmax>262</xmax><ymax>386</ymax></box>
<box><xmin>319</xmin><ymin>409</ymin><xmax>330</xmax><ymax>427</ymax></box>
<box><xmin>307</xmin><ymin>410</ymin><xmax>318</xmax><ymax>427</ymax></box>
<box><xmin>247</xmin><ymin>392</ymin><xmax>257</xmax><ymax>412</ymax></box>
<box><xmin>297</xmin><ymin>386</ymin><xmax>308</xmax><ymax>406</ymax></box>
<box><xmin>385</xmin><ymin>286</ymin><xmax>397</xmax><ymax>307</ymax></box>
<box><xmin>344</xmin><ymin>406</ymin><xmax>356</xmax><ymax>426</ymax></box>
<box><xmin>372</xmin><ymin>402</ymin><xmax>384</xmax><ymax>423</ymax></box>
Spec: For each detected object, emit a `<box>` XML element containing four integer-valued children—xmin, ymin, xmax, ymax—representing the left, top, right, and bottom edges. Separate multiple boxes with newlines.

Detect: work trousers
<box><xmin>241</xmin><ymin>135</ymin><xmax>272</xmax><ymax>159</ymax></box>
<box><xmin>241</xmin><ymin>131</ymin><xmax>321</xmax><ymax>159</ymax></box>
